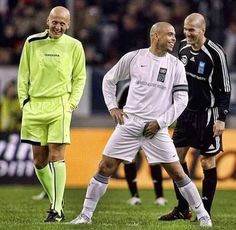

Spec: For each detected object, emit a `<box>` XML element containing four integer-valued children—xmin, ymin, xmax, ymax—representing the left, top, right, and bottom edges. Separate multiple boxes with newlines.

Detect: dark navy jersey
<box><xmin>178</xmin><ymin>39</ymin><xmax>231</xmax><ymax>121</ymax></box>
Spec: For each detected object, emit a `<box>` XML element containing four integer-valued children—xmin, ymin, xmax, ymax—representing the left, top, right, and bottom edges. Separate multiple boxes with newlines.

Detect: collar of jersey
<box><xmin>148</xmin><ymin>49</ymin><xmax>169</xmax><ymax>60</ymax></box>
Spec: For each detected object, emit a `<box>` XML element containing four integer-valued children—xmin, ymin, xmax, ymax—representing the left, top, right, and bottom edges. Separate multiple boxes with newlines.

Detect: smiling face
<box><xmin>157</xmin><ymin>25</ymin><xmax>176</xmax><ymax>52</ymax></box>
<box><xmin>47</xmin><ymin>7</ymin><xmax>70</xmax><ymax>39</ymax></box>
<box><xmin>150</xmin><ymin>22</ymin><xmax>176</xmax><ymax>54</ymax></box>
<box><xmin>183</xmin><ymin>13</ymin><xmax>206</xmax><ymax>49</ymax></box>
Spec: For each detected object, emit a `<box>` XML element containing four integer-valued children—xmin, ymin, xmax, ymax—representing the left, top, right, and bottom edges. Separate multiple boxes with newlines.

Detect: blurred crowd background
<box><xmin>0</xmin><ymin>0</ymin><xmax>236</xmax><ymax>128</ymax></box>
<box><xmin>1</xmin><ymin>0</ymin><xmax>236</xmax><ymax>68</ymax></box>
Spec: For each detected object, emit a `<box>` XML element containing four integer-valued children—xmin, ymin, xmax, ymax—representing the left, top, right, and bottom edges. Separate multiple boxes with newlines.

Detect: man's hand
<box><xmin>213</xmin><ymin>120</ymin><xmax>225</xmax><ymax>137</ymax></box>
<box><xmin>143</xmin><ymin>120</ymin><xmax>160</xmax><ymax>139</ymax></box>
<box><xmin>109</xmin><ymin>108</ymin><xmax>128</xmax><ymax>125</ymax></box>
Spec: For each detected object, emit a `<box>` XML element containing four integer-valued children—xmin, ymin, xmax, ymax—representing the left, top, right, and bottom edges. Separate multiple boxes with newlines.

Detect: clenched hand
<box><xmin>143</xmin><ymin>120</ymin><xmax>160</xmax><ymax>139</ymax></box>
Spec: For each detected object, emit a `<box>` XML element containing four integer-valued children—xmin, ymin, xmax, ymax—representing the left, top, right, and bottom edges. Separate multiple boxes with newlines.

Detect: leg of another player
<box><xmin>161</xmin><ymin>161</ymin><xmax>212</xmax><ymax>227</ymax></box>
<box><xmin>70</xmin><ymin>155</ymin><xmax>123</xmax><ymax>224</ymax></box>
<box><xmin>200</xmin><ymin>155</ymin><xmax>217</xmax><ymax>216</ymax></box>
<box><xmin>32</xmin><ymin>190</ymin><xmax>47</xmax><ymax>200</ymax></box>
<box><xmin>124</xmin><ymin>152</ymin><xmax>141</xmax><ymax>205</ymax></box>
<box><xmin>124</xmin><ymin>162</ymin><xmax>141</xmax><ymax>205</ymax></box>
<box><xmin>150</xmin><ymin>163</ymin><xmax>167</xmax><ymax>206</ymax></box>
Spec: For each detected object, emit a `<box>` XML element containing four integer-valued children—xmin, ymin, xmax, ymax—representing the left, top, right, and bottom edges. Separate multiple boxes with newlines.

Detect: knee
<box><xmin>50</xmin><ymin>152</ymin><xmax>60</xmax><ymax>162</ymax></box>
<box><xmin>98</xmin><ymin>158</ymin><xmax>119</xmax><ymax>177</ymax></box>
<box><xmin>32</xmin><ymin>146</ymin><xmax>49</xmax><ymax>168</ymax></box>
<box><xmin>34</xmin><ymin>158</ymin><xmax>48</xmax><ymax>169</ymax></box>
<box><xmin>49</xmin><ymin>144</ymin><xmax>65</xmax><ymax>161</ymax></box>
<box><xmin>172</xmin><ymin>170</ymin><xmax>186</xmax><ymax>182</ymax></box>
<box><xmin>200</xmin><ymin>156</ymin><xmax>216</xmax><ymax>170</ymax></box>
<box><xmin>167</xmin><ymin>164</ymin><xmax>185</xmax><ymax>181</ymax></box>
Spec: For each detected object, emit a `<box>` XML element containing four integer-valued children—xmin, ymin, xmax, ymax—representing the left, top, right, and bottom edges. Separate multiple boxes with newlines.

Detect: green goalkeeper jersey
<box><xmin>18</xmin><ymin>30</ymin><xmax>86</xmax><ymax>110</ymax></box>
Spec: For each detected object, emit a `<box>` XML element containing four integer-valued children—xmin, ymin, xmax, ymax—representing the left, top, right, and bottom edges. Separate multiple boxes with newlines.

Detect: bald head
<box><xmin>47</xmin><ymin>6</ymin><xmax>70</xmax><ymax>39</ymax></box>
<box><xmin>184</xmin><ymin>13</ymin><xmax>206</xmax><ymax>31</ymax></box>
<box><xmin>49</xmin><ymin>6</ymin><xmax>70</xmax><ymax>22</ymax></box>
<box><xmin>149</xmin><ymin>22</ymin><xmax>176</xmax><ymax>56</ymax></box>
<box><xmin>150</xmin><ymin>22</ymin><xmax>174</xmax><ymax>36</ymax></box>
<box><xmin>183</xmin><ymin>13</ymin><xmax>206</xmax><ymax>49</ymax></box>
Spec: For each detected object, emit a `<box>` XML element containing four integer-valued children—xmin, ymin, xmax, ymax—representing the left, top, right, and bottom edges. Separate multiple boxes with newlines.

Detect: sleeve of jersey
<box><xmin>213</xmin><ymin>48</ymin><xmax>231</xmax><ymax>121</ymax></box>
<box><xmin>17</xmin><ymin>40</ymin><xmax>30</xmax><ymax>109</ymax></box>
<box><xmin>102</xmin><ymin>52</ymin><xmax>136</xmax><ymax>111</ymax></box>
<box><xmin>69</xmin><ymin>42</ymin><xmax>87</xmax><ymax>110</ymax></box>
<box><xmin>157</xmin><ymin>61</ymin><xmax>188</xmax><ymax>129</ymax></box>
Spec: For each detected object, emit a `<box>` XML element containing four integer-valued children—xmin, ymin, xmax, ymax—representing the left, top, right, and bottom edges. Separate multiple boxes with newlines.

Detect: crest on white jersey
<box><xmin>157</xmin><ymin>68</ymin><xmax>167</xmax><ymax>82</ymax></box>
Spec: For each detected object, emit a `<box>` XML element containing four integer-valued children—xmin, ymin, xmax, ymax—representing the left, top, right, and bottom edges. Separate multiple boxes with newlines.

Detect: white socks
<box><xmin>82</xmin><ymin>174</ymin><xmax>109</xmax><ymax>219</ymax></box>
<box><xmin>178</xmin><ymin>180</ymin><xmax>209</xmax><ymax>219</ymax></box>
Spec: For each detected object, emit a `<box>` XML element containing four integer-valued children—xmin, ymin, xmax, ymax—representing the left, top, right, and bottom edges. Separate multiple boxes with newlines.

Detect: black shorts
<box><xmin>173</xmin><ymin>108</ymin><xmax>222</xmax><ymax>156</ymax></box>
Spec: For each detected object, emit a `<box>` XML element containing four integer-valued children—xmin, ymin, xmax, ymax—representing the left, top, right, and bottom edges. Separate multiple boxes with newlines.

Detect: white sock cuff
<box><xmin>94</xmin><ymin>173</ymin><xmax>109</xmax><ymax>184</ymax></box>
<box><xmin>175</xmin><ymin>173</ymin><xmax>191</xmax><ymax>187</ymax></box>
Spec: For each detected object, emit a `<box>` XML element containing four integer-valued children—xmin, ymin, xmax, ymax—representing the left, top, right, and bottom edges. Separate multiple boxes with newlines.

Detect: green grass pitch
<box><xmin>0</xmin><ymin>186</ymin><xmax>235</xmax><ymax>230</ymax></box>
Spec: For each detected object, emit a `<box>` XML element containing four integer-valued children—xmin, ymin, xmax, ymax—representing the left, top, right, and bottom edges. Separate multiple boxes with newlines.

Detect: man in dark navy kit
<box><xmin>159</xmin><ymin>13</ymin><xmax>231</xmax><ymax>221</ymax></box>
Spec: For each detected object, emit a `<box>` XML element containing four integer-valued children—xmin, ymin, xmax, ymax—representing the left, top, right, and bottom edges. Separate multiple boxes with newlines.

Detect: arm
<box><xmin>212</xmin><ymin>45</ymin><xmax>231</xmax><ymax>136</ymax></box>
<box><xmin>102</xmin><ymin>51</ymin><xmax>138</xmax><ymax>111</ymax></box>
<box><xmin>69</xmin><ymin>42</ymin><xmax>87</xmax><ymax>110</ymax></box>
<box><xmin>157</xmin><ymin>61</ymin><xmax>188</xmax><ymax>129</ymax></box>
<box><xmin>17</xmin><ymin>40</ymin><xmax>30</xmax><ymax>109</ymax></box>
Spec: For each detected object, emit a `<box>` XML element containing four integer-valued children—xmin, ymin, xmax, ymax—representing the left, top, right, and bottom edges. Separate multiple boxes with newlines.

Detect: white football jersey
<box><xmin>103</xmin><ymin>48</ymin><xmax>188</xmax><ymax>129</ymax></box>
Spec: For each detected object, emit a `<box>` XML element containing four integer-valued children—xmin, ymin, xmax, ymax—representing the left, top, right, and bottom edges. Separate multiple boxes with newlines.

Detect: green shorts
<box><xmin>21</xmin><ymin>94</ymin><xmax>72</xmax><ymax>146</ymax></box>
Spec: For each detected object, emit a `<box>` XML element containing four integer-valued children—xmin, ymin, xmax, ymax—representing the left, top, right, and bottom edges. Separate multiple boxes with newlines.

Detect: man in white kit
<box><xmin>70</xmin><ymin>22</ymin><xmax>212</xmax><ymax>227</ymax></box>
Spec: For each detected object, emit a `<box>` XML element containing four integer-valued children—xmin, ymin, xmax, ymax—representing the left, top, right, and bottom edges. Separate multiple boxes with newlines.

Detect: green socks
<box><xmin>35</xmin><ymin>161</ymin><xmax>66</xmax><ymax>215</ymax></box>
<box><xmin>35</xmin><ymin>164</ymin><xmax>54</xmax><ymax>203</ymax></box>
<box><xmin>51</xmin><ymin>160</ymin><xmax>66</xmax><ymax>214</ymax></box>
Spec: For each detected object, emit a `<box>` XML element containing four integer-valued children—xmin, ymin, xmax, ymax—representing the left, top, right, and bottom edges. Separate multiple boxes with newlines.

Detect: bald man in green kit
<box><xmin>18</xmin><ymin>6</ymin><xmax>86</xmax><ymax>222</ymax></box>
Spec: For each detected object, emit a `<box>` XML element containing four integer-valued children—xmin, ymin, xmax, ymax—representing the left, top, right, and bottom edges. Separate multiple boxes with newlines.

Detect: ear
<box><xmin>46</xmin><ymin>17</ymin><xmax>49</xmax><ymax>26</ymax></box>
<box><xmin>202</xmin><ymin>27</ymin><xmax>206</xmax><ymax>34</ymax></box>
<box><xmin>66</xmin><ymin>22</ymin><xmax>70</xmax><ymax>30</ymax></box>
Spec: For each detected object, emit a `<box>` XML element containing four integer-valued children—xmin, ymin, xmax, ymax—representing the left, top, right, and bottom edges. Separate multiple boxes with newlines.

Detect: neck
<box><xmin>192</xmin><ymin>36</ymin><xmax>206</xmax><ymax>51</ymax></box>
<box><xmin>149</xmin><ymin>46</ymin><xmax>167</xmax><ymax>57</ymax></box>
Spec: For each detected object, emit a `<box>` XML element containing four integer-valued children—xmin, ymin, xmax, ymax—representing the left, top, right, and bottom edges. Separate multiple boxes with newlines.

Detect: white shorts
<box><xmin>103</xmin><ymin>114</ymin><xmax>179</xmax><ymax>164</ymax></box>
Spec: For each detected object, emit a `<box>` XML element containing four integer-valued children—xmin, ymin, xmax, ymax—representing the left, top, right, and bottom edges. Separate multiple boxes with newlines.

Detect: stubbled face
<box><xmin>47</xmin><ymin>12</ymin><xmax>70</xmax><ymax>39</ymax></box>
<box><xmin>183</xmin><ymin>19</ymin><xmax>204</xmax><ymax>45</ymax></box>
<box><xmin>157</xmin><ymin>25</ymin><xmax>176</xmax><ymax>52</ymax></box>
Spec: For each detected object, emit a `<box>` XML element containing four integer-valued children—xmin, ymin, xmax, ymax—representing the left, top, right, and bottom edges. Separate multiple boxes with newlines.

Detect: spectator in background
<box><xmin>224</xmin><ymin>14</ymin><xmax>236</xmax><ymax>70</ymax></box>
<box><xmin>1</xmin><ymin>0</ymin><xmax>235</xmax><ymax>66</ymax></box>
<box><xmin>117</xmin><ymin>14</ymin><xmax>143</xmax><ymax>55</ymax></box>
<box><xmin>74</xmin><ymin>4</ymin><xmax>103</xmax><ymax>65</ymax></box>
<box><xmin>0</xmin><ymin>79</ymin><xmax>21</xmax><ymax>137</ymax></box>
